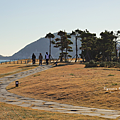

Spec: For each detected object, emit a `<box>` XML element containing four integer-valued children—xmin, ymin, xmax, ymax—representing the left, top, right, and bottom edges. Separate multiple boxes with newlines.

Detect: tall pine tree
<box><xmin>52</xmin><ymin>31</ymin><xmax>73</xmax><ymax>62</ymax></box>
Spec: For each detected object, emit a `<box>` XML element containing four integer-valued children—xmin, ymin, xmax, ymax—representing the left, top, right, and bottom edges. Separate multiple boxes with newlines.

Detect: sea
<box><xmin>0</xmin><ymin>60</ymin><xmax>11</xmax><ymax>63</ymax></box>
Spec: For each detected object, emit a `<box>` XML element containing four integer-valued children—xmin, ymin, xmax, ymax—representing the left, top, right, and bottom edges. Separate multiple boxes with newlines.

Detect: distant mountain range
<box><xmin>0</xmin><ymin>33</ymin><xmax>81</xmax><ymax>60</ymax></box>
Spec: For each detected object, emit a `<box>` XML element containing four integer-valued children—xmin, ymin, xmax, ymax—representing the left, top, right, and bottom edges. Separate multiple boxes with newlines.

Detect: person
<box><xmin>45</xmin><ymin>52</ymin><xmax>49</xmax><ymax>65</ymax></box>
<box><xmin>32</xmin><ymin>53</ymin><xmax>36</xmax><ymax>64</ymax></box>
<box><xmin>39</xmin><ymin>53</ymin><xmax>43</xmax><ymax>66</ymax></box>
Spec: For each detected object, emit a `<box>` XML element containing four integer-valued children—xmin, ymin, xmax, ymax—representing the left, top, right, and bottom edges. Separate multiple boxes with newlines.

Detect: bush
<box><xmin>100</xmin><ymin>62</ymin><xmax>120</xmax><ymax>68</ymax></box>
<box><xmin>85</xmin><ymin>60</ymin><xmax>98</xmax><ymax>68</ymax></box>
<box><xmin>85</xmin><ymin>60</ymin><xmax>120</xmax><ymax>68</ymax></box>
<box><xmin>106</xmin><ymin>62</ymin><xmax>114</xmax><ymax>68</ymax></box>
<box><xmin>113</xmin><ymin>56</ymin><xmax>117</xmax><ymax>62</ymax></box>
<box><xmin>100</xmin><ymin>62</ymin><xmax>106</xmax><ymax>67</ymax></box>
<box><xmin>89</xmin><ymin>60</ymin><xmax>95</xmax><ymax>64</ymax></box>
<box><xmin>114</xmin><ymin>62</ymin><xmax>120</xmax><ymax>68</ymax></box>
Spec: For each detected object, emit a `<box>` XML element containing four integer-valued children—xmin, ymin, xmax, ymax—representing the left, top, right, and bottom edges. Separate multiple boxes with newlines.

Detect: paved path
<box><xmin>0</xmin><ymin>65</ymin><xmax>120</xmax><ymax>119</ymax></box>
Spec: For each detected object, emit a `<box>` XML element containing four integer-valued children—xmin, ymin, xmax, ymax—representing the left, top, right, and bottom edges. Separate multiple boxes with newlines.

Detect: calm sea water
<box><xmin>0</xmin><ymin>60</ymin><xmax>11</xmax><ymax>63</ymax></box>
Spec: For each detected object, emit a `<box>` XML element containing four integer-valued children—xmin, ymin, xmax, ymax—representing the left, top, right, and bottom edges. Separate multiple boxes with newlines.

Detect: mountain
<box><xmin>0</xmin><ymin>55</ymin><xmax>10</xmax><ymax>60</ymax></box>
<box><xmin>0</xmin><ymin>55</ymin><xmax>4</xmax><ymax>59</ymax></box>
<box><xmin>0</xmin><ymin>33</ymin><xmax>81</xmax><ymax>60</ymax></box>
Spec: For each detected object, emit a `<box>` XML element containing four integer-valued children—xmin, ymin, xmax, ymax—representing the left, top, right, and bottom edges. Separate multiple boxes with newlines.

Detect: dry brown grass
<box><xmin>0</xmin><ymin>64</ymin><xmax>38</xmax><ymax>78</ymax></box>
<box><xmin>7</xmin><ymin>63</ymin><xmax>120</xmax><ymax>110</ymax></box>
<box><xmin>0</xmin><ymin>102</ymin><xmax>107</xmax><ymax>120</ymax></box>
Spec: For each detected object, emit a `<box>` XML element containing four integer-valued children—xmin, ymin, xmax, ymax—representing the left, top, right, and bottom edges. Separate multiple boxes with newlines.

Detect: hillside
<box><xmin>0</xmin><ymin>33</ymin><xmax>81</xmax><ymax>60</ymax></box>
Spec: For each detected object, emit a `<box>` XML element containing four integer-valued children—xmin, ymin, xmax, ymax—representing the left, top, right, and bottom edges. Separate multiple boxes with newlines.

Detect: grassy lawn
<box><xmin>0</xmin><ymin>64</ymin><xmax>38</xmax><ymax>78</ymax></box>
<box><xmin>7</xmin><ymin>63</ymin><xmax>120</xmax><ymax>110</ymax></box>
<box><xmin>0</xmin><ymin>102</ymin><xmax>107</xmax><ymax>120</ymax></box>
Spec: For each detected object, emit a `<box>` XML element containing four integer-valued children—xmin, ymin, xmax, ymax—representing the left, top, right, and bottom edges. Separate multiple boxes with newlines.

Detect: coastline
<box><xmin>0</xmin><ymin>60</ymin><xmax>11</xmax><ymax>63</ymax></box>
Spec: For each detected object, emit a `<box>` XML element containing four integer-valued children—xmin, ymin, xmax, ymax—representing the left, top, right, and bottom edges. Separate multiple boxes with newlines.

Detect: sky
<box><xmin>0</xmin><ymin>0</ymin><xmax>120</xmax><ymax>56</ymax></box>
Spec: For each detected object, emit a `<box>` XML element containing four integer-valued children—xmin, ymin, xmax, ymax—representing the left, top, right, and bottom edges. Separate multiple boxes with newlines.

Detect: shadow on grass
<box><xmin>102</xmin><ymin>68</ymin><xmax>119</xmax><ymax>71</ymax></box>
<box><xmin>7</xmin><ymin>65</ymin><xmax>20</xmax><ymax>67</ymax></box>
<box><xmin>52</xmin><ymin>62</ymin><xmax>75</xmax><ymax>68</ymax></box>
<box><xmin>18</xmin><ymin>64</ymin><xmax>38</xmax><ymax>68</ymax></box>
<box><xmin>6</xmin><ymin>86</ymin><xmax>16</xmax><ymax>90</ymax></box>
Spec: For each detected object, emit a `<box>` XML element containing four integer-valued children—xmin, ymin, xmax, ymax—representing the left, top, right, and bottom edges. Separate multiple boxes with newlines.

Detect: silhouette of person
<box><xmin>32</xmin><ymin>53</ymin><xmax>36</xmax><ymax>64</ymax></box>
<box><xmin>39</xmin><ymin>53</ymin><xmax>43</xmax><ymax>66</ymax></box>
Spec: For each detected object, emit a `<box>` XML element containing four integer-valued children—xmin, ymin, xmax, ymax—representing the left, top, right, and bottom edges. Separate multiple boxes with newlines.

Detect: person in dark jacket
<box><xmin>39</xmin><ymin>53</ymin><xmax>43</xmax><ymax>66</ymax></box>
<box><xmin>32</xmin><ymin>53</ymin><xmax>36</xmax><ymax>64</ymax></box>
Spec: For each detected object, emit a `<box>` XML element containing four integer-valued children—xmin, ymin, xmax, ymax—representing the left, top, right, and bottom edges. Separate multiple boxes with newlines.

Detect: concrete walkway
<box><xmin>0</xmin><ymin>65</ymin><xmax>120</xmax><ymax>119</ymax></box>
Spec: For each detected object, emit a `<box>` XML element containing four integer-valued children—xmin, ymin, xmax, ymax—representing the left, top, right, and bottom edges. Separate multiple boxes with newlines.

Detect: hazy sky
<box><xmin>0</xmin><ymin>0</ymin><xmax>120</xmax><ymax>56</ymax></box>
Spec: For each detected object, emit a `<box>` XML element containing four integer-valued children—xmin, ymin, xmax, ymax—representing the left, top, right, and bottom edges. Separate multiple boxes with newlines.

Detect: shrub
<box><xmin>100</xmin><ymin>62</ymin><xmax>106</xmax><ymax>67</ymax></box>
<box><xmin>89</xmin><ymin>60</ymin><xmax>95</xmax><ymax>64</ymax></box>
<box><xmin>114</xmin><ymin>62</ymin><xmax>120</xmax><ymax>68</ymax></box>
<box><xmin>85</xmin><ymin>61</ymin><xmax>120</xmax><ymax>68</ymax></box>
<box><xmin>105</xmin><ymin>62</ymin><xmax>114</xmax><ymax>68</ymax></box>
<box><xmin>70</xmin><ymin>73</ymin><xmax>74</xmax><ymax>76</ymax></box>
<box><xmin>112</xmin><ymin>83</ymin><xmax>117</xmax><ymax>86</ymax></box>
<box><xmin>85</xmin><ymin>60</ymin><xmax>97</xmax><ymax>68</ymax></box>
<box><xmin>113</xmin><ymin>56</ymin><xmax>117</xmax><ymax>62</ymax></box>
<box><xmin>108</xmin><ymin>74</ymin><xmax>114</xmax><ymax>76</ymax></box>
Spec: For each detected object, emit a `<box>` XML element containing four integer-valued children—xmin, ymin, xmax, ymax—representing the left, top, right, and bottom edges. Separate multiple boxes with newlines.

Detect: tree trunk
<box><xmin>65</xmin><ymin>48</ymin><xmax>67</xmax><ymax>62</ymax></box>
<box><xmin>115</xmin><ymin>41</ymin><xmax>117</xmax><ymax>58</ymax></box>
<box><xmin>75</xmin><ymin>36</ymin><xmax>78</xmax><ymax>62</ymax></box>
<box><xmin>110</xmin><ymin>52</ymin><xmax>111</xmax><ymax>61</ymax></box>
<box><xmin>60</xmin><ymin>38</ymin><xmax>63</xmax><ymax>62</ymax></box>
<box><xmin>86</xmin><ymin>51</ymin><xmax>91</xmax><ymax>62</ymax></box>
<box><xmin>102</xmin><ymin>50</ymin><xmax>105</xmax><ymax>61</ymax></box>
<box><xmin>49</xmin><ymin>38</ymin><xmax>51</xmax><ymax>62</ymax></box>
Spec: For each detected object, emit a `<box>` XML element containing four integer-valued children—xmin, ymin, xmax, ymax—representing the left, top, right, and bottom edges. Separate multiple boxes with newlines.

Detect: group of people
<box><xmin>32</xmin><ymin>52</ymin><xmax>50</xmax><ymax>65</ymax></box>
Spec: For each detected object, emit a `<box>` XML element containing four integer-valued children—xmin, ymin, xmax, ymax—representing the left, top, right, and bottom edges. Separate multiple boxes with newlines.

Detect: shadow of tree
<box><xmin>52</xmin><ymin>62</ymin><xmax>74</xmax><ymax>68</ymax></box>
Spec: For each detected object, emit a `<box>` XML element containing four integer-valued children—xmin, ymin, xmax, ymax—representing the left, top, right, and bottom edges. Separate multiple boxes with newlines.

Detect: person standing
<box><xmin>45</xmin><ymin>52</ymin><xmax>49</xmax><ymax>65</ymax></box>
<box><xmin>32</xmin><ymin>53</ymin><xmax>36</xmax><ymax>64</ymax></box>
<box><xmin>39</xmin><ymin>53</ymin><xmax>43</xmax><ymax>66</ymax></box>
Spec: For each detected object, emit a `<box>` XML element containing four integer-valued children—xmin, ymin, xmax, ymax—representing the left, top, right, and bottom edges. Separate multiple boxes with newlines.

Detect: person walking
<box><xmin>39</xmin><ymin>53</ymin><xmax>43</xmax><ymax>66</ymax></box>
<box><xmin>32</xmin><ymin>53</ymin><xmax>36</xmax><ymax>64</ymax></box>
<box><xmin>45</xmin><ymin>52</ymin><xmax>49</xmax><ymax>65</ymax></box>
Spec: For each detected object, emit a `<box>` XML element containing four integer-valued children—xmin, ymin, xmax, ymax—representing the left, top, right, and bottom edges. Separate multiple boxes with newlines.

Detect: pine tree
<box><xmin>80</xmin><ymin>29</ymin><xmax>97</xmax><ymax>62</ymax></box>
<box><xmin>99</xmin><ymin>30</ymin><xmax>116</xmax><ymax>61</ymax></box>
<box><xmin>70</xmin><ymin>29</ymin><xmax>83</xmax><ymax>62</ymax></box>
<box><xmin>45</xmin><ymin>32</ymin><xmax>55</xmax><ymax>61</ymax></box>
<box><xmin>52</xmin><ymin>31</ymin><xmax>73</xmax><ymax>62</ymax></box>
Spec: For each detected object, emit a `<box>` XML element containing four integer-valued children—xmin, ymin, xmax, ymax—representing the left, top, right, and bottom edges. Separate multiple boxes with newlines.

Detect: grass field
<box><xmin>1</xmin><ymin>62</ymin><xmax>120</xmax><ymax>119</ymax></box>
<box><xmin>7</xmin><ymin>63</ymin><xmax>120</xmax><ymax>111</ymax></box>
<box><xmin>0</xmin><ymin>64</ymin><xmax>38</xmax><ymax>78</ymax></box>
<box><xmin>0</xmin><ymin>102</ymin><xmax>108</xmax><ymax>120</ymax></box>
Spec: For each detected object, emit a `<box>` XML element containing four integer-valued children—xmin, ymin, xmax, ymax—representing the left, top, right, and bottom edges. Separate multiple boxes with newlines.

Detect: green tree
<box><xmin>52</xmin><ymin>31</ymin><xmax>73</xmax><ymax>62</ymax></box>
<box><xmin>113</xmin><ymin>31</ymin><xmax>120</xmax><ymax>58</ymax></box>
<box><xmin>99</xmin><ymin>30</ymin><xmax>116</xmax><ymax>61</ymax></box>
<box><xmin>45</xmin><ymin>32</ymin><xmax>55</xmax><ymax>61</ymax></box>
<box><xmin>80</xmin><ymin>29</ymin><xmax>97</xmax><ymax>62</ymax></box>
<box><xmin>63</xmin><ymin>35</ymin><xmax>73</xmax><ymax>61</ymax></box>
<box><xmin>70</xmin><ymin>29</ymin><xmax>83</xmax><ymax>62</ymax></box>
